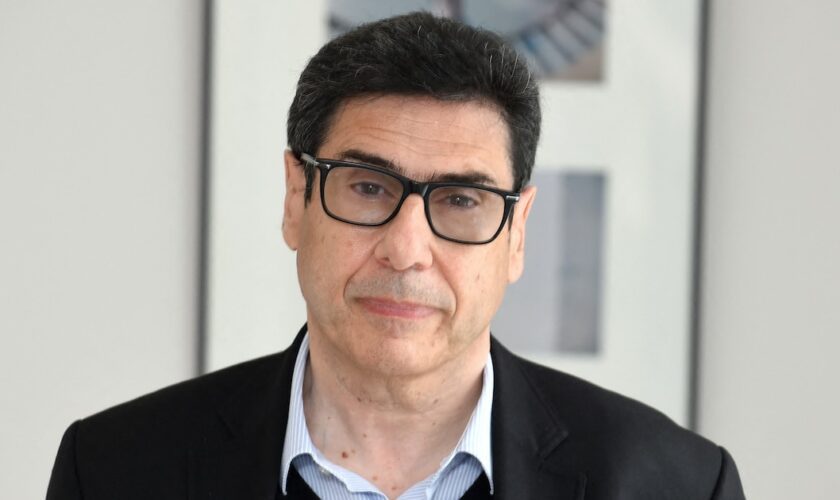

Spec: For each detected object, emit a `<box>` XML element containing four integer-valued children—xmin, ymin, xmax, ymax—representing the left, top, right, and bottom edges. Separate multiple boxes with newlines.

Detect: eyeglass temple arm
<box><xmin>298</xmin><ymin>152</ymin><xmax>317</xmax><ymax>166</ymax></box>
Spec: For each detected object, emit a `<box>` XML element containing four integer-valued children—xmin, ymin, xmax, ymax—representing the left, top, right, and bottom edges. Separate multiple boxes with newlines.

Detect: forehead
<box><xmin>318</xmin><ymin>95</ymin><xmax>514</xmax><ymax>188</ymax></box>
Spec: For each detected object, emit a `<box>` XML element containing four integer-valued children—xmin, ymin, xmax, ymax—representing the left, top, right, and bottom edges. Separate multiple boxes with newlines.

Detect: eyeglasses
<box><xmin>299</xmin><ymin>153</ymin><xmax>520</xmax><ymax>245</ymax></box>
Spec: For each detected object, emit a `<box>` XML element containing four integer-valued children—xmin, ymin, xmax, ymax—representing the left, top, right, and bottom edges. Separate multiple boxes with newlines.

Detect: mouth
<box><xmin>356</xmin><ymin>297</ymin><xmax>439</xmax><ymax>319</ymax></box>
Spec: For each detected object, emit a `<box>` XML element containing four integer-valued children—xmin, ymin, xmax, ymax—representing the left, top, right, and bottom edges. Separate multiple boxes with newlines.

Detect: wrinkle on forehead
<box><xmin>337</xmin><ymin>147</ymin><xmax>498</xmax><ymax>186</ymax></box>
<box><xmin>321</xmin><ymin>94</ymin><xmax>513</xmax><ymax>187</ymax></box>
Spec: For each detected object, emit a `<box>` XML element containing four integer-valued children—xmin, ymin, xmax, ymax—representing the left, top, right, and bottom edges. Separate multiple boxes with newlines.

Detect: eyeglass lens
<box><xmin>322</xmin><ymin>165</ymin><xmax>507</xmax><ymax>243</ymax></box>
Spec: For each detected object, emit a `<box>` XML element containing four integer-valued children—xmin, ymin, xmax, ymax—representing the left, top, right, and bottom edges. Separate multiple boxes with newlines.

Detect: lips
<box><xmin>356</xmin><ymin>297</ymin><xmax>439</xmax><ymax>319</ymax></box>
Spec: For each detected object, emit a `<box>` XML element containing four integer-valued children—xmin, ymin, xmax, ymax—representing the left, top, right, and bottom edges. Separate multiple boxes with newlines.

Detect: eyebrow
<box><xmin>336</xmin><ymin>148</ymin><xmax>499</xmax><ymax>187</ymax></box>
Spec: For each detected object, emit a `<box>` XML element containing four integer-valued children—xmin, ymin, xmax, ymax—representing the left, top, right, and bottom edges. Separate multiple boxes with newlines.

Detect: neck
<box><xmin>303</xmin><ymin>327</ymin><xmax>489</xmax><ymax>497</ymax></box>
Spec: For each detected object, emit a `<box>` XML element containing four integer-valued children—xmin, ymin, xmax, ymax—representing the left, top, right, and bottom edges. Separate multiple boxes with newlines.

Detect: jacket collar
<box><xmin>189</xmin><ymin>327</ymin><xmax>585</xmax><ymax>499</ymax></box>
<box><xmin>490</xmin><ymin>337</ymin><xmax>586</xmax><ymax>498</ymax></box>
<box><xmin>189</xmin><ymin>326</ymin><xmax>306</xmax><ymax>500</ymax></box>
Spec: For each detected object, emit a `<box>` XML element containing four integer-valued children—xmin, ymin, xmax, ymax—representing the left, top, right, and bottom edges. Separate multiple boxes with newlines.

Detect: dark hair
<box><xmin>287</xmin><ymin>11</ymin><xmax>541</xmax><ymax>201</ymax></box>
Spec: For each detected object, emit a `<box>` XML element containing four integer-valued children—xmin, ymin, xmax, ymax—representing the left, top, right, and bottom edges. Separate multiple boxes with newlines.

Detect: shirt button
<box><xmin>319</xmin><ymin>466</ymin><xmax>328</xmax><ymax>475</ymax></box>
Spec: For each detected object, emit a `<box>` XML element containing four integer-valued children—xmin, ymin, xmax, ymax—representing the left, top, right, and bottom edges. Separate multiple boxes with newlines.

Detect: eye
<box><xmin>444</xmin><ymin>193</ymin><xmax>479</xmax><ymax>209</ymax></box>
<box><xmin>351</xmin><ymin>182</ymin><xmax>387</xmax><ymax>197</ymax></box>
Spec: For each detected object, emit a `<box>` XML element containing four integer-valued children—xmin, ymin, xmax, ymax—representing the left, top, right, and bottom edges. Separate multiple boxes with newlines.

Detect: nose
<box><xmin>373</xmin><ymin>194</ymin><xmax>434</xmax><ymax>271</ymax></box>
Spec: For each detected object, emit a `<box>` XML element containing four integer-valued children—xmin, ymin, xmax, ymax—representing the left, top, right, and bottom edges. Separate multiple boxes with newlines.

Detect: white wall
<box><xmin>3</xmin><ymin>1</ymin><xmax>838</xmax><ymax>498</ymax></box>
<box><xmin>699</xmin><ymin>1</ymin><xmax>840</xmax><ymax>498</ymax></box>
<box><xmin>0</xmin><ymin>2</ymin><xmax>201</xmax><ymax>498</ymax></box>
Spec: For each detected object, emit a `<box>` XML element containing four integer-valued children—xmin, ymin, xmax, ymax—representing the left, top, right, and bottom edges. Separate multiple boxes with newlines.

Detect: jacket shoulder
<box><xmin>509</xmin><ymin>353</ymin><xmax>735</xmax><ymax>498</ymax></box>
<box><xmin>49</xmin><ymin>335</ymin><xmax>302</xmax><ymax>499</ymax></box>
<box><xmin>81</xmin><ymin>350</ymin><xmax>288</xmax><ymax>434</ymax></box>
<box><xmin>517</xmin><ymin>357</ymin><xmax>691</xmax><ymax>437</ymax></box>
<box><xmin>69</xmin><ymin>350</ymin><xmax>291</xmax><ymax>476</ymax></box>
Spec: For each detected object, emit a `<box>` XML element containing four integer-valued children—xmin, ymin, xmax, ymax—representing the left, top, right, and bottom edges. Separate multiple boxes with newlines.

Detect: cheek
<box><xmin>297</xmin><ymin>218</ymin><xmax>338</xmax><ymax>302</ymax></box>
<box><xmin>298</xmin><ymin>218</ymin><xmax>371</xmax><ymax>298</ymax></box>
<box><xmin>452</xmin><ymin>250</ymin><xmax>510</xmax><ymax>321</ymax></box>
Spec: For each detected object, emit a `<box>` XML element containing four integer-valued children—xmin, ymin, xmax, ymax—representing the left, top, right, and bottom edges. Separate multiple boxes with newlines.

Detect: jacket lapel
<box><xmin>189</xmin><ymin>327</ymin><xmax>307</xmax><ymax>500</ymax></box>
<box><xmin>490</xmin><ymin>338</ymin><xmax>587</xmax><ymax>499</ymax></box>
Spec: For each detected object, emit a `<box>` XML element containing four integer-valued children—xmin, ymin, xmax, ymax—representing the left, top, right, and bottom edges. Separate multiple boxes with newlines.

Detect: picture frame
<box><xmin>202</xmin><ymin>0</ymin><xmax>705</xmax><ymax>427</ymax></box>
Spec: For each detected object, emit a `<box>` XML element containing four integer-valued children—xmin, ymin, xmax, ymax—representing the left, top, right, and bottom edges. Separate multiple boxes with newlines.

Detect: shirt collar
<box><xmin>280</xmin><ymin>333</ymin><xmax>316</xmax><ymax>493</ymax></box>
<box><xmin>446</xmin><ymin>346</ymin><xmax>495</xmax><ymax>492</ymax></box>
<box><xmin>280</xmin><ymin>333</ymin><xmax>495</xmax><ymax>493</ymax></box>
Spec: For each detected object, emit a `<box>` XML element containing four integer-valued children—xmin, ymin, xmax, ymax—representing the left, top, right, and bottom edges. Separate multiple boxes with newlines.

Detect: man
<box><xmin>48</xmin><ymin>12</ymin><xmax>745</xmax><ymax>500</ymax></box>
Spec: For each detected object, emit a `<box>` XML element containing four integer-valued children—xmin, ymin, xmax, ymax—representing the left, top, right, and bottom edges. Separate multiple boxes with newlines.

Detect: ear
<box><xmin>507</xmin><ymin>185</ymin><xmax>536</xmax><ymax>283</ymax></box>
<box><xmin>282</xmin><ymin>149</ymin><xmax>306</xmax><ymax>250</ymax></box>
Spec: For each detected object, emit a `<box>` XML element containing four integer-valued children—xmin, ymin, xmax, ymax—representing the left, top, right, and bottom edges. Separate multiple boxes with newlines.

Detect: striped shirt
<box><xmin>280</xmin><ymin>333</ymin><xmax>494</xmax><ymax>499</ymax></box>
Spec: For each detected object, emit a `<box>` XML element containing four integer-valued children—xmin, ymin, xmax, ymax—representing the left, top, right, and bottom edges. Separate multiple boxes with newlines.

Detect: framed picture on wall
<box><xmin>204</xmin><ymin>0</ymin><xmax>704</xmax><ymax>427</ymax></box>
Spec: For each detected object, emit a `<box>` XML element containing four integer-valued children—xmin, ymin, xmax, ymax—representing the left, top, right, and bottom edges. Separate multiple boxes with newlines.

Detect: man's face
<box><xmin>283</xmin><ymin>95</ymin><xmax>536</xmax><ymax>378</ymax></box>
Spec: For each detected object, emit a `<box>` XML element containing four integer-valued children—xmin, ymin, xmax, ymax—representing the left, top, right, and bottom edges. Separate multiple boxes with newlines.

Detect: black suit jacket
<box><xmin>47</xmin><ymin>326</ymin><xmax>745</xmax><ymax>499</ymax></box>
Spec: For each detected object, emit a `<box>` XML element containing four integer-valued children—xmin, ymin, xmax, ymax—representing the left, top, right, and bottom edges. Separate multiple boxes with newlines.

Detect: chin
<box><xmin>361</xmin><ymin>315</ymin><xmax>439</xmax><ymax>338</ymax></box>
<box><xmin>365</xmin><ymin>354</ymin><xmax>442</xmax><ymax>378</ymax></box>
<box><xmin>351</xmin><ymin>333</ymin><xmax>447</xmax><ymax>377</ymax></box>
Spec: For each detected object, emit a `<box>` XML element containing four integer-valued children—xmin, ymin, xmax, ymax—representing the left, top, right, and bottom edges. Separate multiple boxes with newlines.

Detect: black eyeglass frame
<box><xmin>298</xmin><ymin>152</ymin><xmax>521</xmax><ymax>245</ymax></box>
